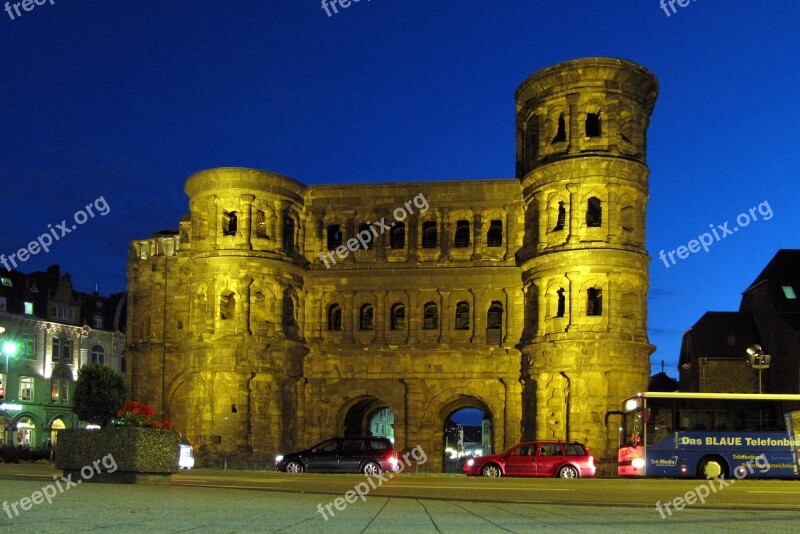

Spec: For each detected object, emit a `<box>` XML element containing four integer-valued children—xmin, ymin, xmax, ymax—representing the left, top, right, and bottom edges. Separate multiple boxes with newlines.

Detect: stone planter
<box><xmin>54</xmin><ymin>427</ymin><xmax>180</xmax><ymax>484</ymax></box>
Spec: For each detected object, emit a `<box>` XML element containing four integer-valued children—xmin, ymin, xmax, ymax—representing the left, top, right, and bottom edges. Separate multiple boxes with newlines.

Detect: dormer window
<box><xmin>782</xmin><ymin>286</ymin><xmax>797</xmax><ymax>299</ymax></box>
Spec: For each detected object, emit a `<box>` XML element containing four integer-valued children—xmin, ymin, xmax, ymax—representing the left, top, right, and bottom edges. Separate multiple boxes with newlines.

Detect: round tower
<box><xmin>515</xmin><ymin>58</ymin><xmax>658</xmax><ymax>468</ymax></box>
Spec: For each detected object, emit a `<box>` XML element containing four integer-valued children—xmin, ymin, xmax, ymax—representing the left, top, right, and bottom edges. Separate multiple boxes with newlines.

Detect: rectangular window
<box><xmin>20</xmin><ymin>334</ymin><xmax>35</xmax><ymax>359</ymax></box>
<box><xmin>58</xmin><ymin>307</ymin><xmax>67</xmax><ymax>320</ymax></box>
<box><xmin>782</xmin><ymin>286</ymin><xmax>797</xmax><ymax>299</ymax></box>
<box><xmin>51</xmin><ymin>379</ymin><xmax>69</xmax><ymax>404</ymax></box>
<box><xmin>1</xmin><ymin>277</ymin><xmax>12</xmax><ymax>287</ymax></box>
<box><xmin>19</xmin><ymin>376</ymin><xmax>33</xmax><ymax>401</ymax></box>
<box><xmin>52</xmin><ymin>338</ymin><xmax>73</xmax><ymax>364</ymax></box>
<box><xmin>0</xmin><ymin>373</ymin><xmax>6</xmax><ymax>400</ymax></box>
<box><xmin>0</xmin><ymin>296</ymin><xmax>5</xmax><ymax>311</ymax></box>
<box><xmin>24</xmin><ymin>301</ymin><xmax>33</xmax><ymax>315</ymax></box>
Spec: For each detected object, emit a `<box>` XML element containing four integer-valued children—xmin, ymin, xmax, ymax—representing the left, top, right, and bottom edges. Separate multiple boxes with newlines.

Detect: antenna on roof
<box><xmin>661</xmin><ymin>360</ymin><xmax>665</xmax><ymax>373</ymax></box>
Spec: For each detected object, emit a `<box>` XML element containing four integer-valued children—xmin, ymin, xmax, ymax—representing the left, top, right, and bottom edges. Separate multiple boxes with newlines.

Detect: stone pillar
<box><xmin>438</xmin><ymin>290</ymin><xmax>451</xmax><ymax>344</ymax></box>
<box><xmin>471</xmin><ymin>209</ymin><xmax>483</xmax><ymax>261</ymax></box>
<box><xmin>239</xmin><ymin>194</ymin><xmax>255</xmax><ymax>249</ymax></box>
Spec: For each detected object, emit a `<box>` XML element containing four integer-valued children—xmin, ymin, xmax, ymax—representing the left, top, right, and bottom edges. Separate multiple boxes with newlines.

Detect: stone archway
<box><xmin>341</xmin><ymin>396</ymin><xmax>395</xmax><ymax>440</ymax></box>
<box><xmin>440</xmin><ymin>396</ymin><xmax>494</xmax><ymax>473</ymax></box>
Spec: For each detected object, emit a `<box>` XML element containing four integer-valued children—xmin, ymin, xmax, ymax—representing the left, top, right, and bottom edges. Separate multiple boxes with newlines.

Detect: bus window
<box><xmin>646</xmin><ymin>405</ymin><xmax>673</xmax><ymax>445</ymax></box>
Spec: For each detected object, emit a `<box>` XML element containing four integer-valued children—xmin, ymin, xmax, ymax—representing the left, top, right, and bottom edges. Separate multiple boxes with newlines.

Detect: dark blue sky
<box><xmin>2</xmin><ymin>1</ymin><xmax>798</xmax><ymax>377</ymax></box>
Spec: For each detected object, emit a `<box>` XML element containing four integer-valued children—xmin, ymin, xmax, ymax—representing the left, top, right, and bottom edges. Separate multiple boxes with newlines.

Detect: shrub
<box><xmin>72</xmin><ymin>364</ymin><xmax>127</xmax><ymax>426</ymax></box>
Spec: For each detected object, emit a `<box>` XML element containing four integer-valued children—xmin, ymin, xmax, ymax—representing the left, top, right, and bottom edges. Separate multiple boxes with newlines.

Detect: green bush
<box><xmin>72</xmin><ymin>364</ymin><xmax>127</xmax><ymax>426</ymax></box>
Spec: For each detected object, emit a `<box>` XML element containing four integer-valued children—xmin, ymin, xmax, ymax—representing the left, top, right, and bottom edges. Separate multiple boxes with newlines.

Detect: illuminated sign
<box><xmin>0</xmin><ymin>403</ymin><xmax>23</xmax><ymax>411</ymax></box>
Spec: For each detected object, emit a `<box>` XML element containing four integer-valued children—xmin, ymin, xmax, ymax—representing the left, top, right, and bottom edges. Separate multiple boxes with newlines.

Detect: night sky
<box><xmin>2</xmin><ymin>1</ymin><xmax>798</xmax><ymax>378</ymax></box>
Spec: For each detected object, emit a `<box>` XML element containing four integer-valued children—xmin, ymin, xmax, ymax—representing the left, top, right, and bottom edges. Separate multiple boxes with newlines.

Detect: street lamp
<box><xmin>746</xmin><ymin>344</ymin><xmax>771</xmax><ymax>394</ymax></box>
<box><xmin>1</xmin><ymin>327</ymin><xmax>20</xmax><ymax>402</ymax></box>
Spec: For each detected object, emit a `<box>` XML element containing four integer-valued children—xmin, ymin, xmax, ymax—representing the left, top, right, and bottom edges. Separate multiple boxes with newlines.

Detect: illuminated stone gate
<box><xmin>126</xmin><ymin>58</ymin><xmax>657</xmax><ymax>471</ymax></box>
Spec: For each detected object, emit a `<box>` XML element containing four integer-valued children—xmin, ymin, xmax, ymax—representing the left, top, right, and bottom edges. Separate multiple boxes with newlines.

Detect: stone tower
<box><xmin>515</xmin><ymin>58</ymin><xmax>658</xmax><ymax>466</ymax></box>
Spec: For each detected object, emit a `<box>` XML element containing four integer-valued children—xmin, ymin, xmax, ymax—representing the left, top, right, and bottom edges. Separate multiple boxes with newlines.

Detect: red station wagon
<box><xmin>463</xmin><ymin>441</ymin><xmax>596</xmax><ymax>478</ymax></box>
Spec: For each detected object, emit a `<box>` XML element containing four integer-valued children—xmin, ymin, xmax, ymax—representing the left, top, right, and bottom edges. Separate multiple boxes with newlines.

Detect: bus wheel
<box><xmin>698</xmin><ymin>456</ymin><xmax>727</xmax><ymax>479</ymax></box>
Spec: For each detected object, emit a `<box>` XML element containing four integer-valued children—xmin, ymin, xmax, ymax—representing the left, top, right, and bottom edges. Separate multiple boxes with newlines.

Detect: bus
<box><xmin>611</xmin><ymin>392</ymin><xmax>800</xmax><ymax>479</ymax></box>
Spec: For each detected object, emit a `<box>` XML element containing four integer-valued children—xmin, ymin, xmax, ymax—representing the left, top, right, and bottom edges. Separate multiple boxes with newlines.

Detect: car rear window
<box><xmin>565</xmin><ymin>444</ymin><xmax>586</xmax><ymax>456</ymax></box>
<box><xmin>369</xmin><ymin>439</ymin><xmax>390</xmax><ymax>451</ymax></box>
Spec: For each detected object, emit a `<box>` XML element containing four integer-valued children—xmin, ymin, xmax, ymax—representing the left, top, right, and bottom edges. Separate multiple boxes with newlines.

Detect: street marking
<box><xmin>746</xmin><ymin>490</ymin><xmax>800</xmax><ymax>494</ymax></box>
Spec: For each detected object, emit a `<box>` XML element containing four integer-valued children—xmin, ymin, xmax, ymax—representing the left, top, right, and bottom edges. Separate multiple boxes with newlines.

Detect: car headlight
<box><xmin>275</xmin><ymin>455</ymin><xmax>284</xmax><ymax>463</ymax></box>
<box><xmin>466</xmin><ymin>459</ymin><xmax>474</xmax><ymax>467</ymax></box>
<box><xmin>632</xmin><ymin>458</ymin><xmax>645</xmax><ymax>469</ymax></box>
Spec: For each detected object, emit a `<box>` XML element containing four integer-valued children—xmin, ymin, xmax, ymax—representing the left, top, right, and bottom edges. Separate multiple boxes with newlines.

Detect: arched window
<box><xmin>487</xmin><ymin>302</ymin><xmax>503</xmax><ymax>330</ymax></box>
<box><xmin>222</xmin><ymin>211</ymin><xmax>237</xmax><ymax>236</ymax></box>
<box><xmin>92</xmin><ymin>314</ymin><xmax>103</xmax><ymax>329</ymax></box>
<box><xmin>255</xmin><ymin>210</ymin><xmax>269</xmax><ymax>238</ymax></box>
<box><xmin>359</xmin><ymin>304</ymin><xmax>374</xmax><ymax>331</ymax></box>
<box><xmin>552</xmin><ymin>113</ymin><xmax>566</xmax><ymax>143</ymax></box>
<box><xmin>585</xmin><ymin>113</ymin><xmax>601</xmax><ymax>138</ymax></box>
<box><xmin>487</xmin><ymin>220</ymin><xmax>503</xmax><ymax>247</ymax></box>
<box><xmin>454</xmin><ymin>221</ymin><xmax>470</xmax><ymax>248</ymax></box>
<box><xmin>390</xmin><ymin>303</ymin><xmax>405</xmax><ymax>330</ymax></box>
<box><xmin>358</xmin><ymin>223</ymin><xmax>374</xmax><ymax>250</ymax></box>
<box><xmin>587</xmin><ymin>288</ymin><xmax>603</xmax><ymax>316</ymax></box>
<box><xmin>327</xmin><ymin>304</ymin><xmax>342</xmax><ymax>331</ymax></box>
<box><xmin>556</xmin><ymin>288</ymin><xmax>566</xmax><ymax>318</ymax></box>
<box><xmin>423</xmin><ymin>302</ymin><xmax>438</xmax><ymax>329</ymax></box>
<box><xmin>283</xmin><ymin>291</ymin><xmax>297</xmax><ymax>330</ymax></box>
<box><xmin>586</xmin><ymin>197</ymin><xmax>602</xmax><ymax>227</ymax></box>
<box><xmin>91</xmin><ymin>345</ymin><xmax>105</xmax><ymax>365</ymax></box>
<box><xmin>327</xmin><ymin>224</ymin><xmax>342</xmax><ymax>250</ymax></box>
<box><xmin>554</xmin><ymin>202</ymin><xmax>566</xmax><ymax>231</ymax></box>
<box><xmin>487</xmin><ymin>302</ymin><xmax>503</xmax><ymax>343</ymax></box>
<box><xmin>390</xmin><ymin>223</ymin><xmax>405</xmax><ymax>249</ymax></box>
<box><xmin>455</xmin><ymin>302</ymin><xmax>470</xmax><ymax>330</ymax></box>
<box><xmin>15</xmin><ymin>417</ymin><xmax>35</xmax><ymax>447</ymax></box>
<box><xmin>422</xmin><ymin>222</ymin><xmax>438</xmax><ymax>249</ymax></box>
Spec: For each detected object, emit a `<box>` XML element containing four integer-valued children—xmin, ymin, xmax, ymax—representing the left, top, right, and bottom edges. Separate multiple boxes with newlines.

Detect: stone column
<box><xmin>566</xmin><ymin>271</ymin><xmax>580</xmax><ymax>331</ymax></box>
<box><xmin>239</xmin><ymin>194</ymin><xmax>255</xmax><ymax>250</ymax></box>
<box><xmin>375</xmin><ymin>291</ymin><xmax>386</xmax><ymax>344</ymax></box>
<box><xmin>566</xmin><ymin>93</ymin><xmax>580</xmax><ymax>155</ymax></box>
<box><xmin>471</xmin><ymin>209</ymin><xmax>483</xmax><ymax>260</ymax></box>
<box><xmin>566</xmin><ymin>183</ymin><xmax>580</xmax><ymax>244</ymax></box>
<box><xmin>274</xmin><ymin>200</ymin><xmax>286</xmax><ymax>252</ymax></box>
<box><xmin>438</xmin><ymin>290</ymin><xmax>451</xmax><ymax>344</ymax></box>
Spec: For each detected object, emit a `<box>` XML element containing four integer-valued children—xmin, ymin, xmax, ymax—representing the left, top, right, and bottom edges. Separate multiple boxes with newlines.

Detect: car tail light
<box><xmin>588</xmin><ymin>455</ymin><xmax>594</xmax><ymax>466</ymax></box>
<box><xmin>387</xmin><ymin>454</ymin><xmax>398</xmax><ymax>468</ymax></box>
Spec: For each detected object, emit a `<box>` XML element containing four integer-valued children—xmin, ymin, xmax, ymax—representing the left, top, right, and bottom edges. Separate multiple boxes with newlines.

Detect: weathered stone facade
<box><xmin>126</xmin><ymin>58</ymin><xmax>658</xmax><ymax>471</ymax></box>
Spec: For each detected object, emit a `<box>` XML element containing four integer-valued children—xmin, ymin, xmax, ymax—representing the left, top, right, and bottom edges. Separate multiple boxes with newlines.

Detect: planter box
<box><xmin>54</xmin><ymin>427</ymin><xmax>180</xmax><ymax>484</ymax></box>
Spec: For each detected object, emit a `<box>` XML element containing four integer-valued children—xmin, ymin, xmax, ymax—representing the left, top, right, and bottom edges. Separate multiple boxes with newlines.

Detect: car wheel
<box><xmin>285</xmin><ymin>461</ymin><xmax>304</xmax><ymax>473</ymax></box>
<box><xmin>558</xmin><ymin>465</ymin><xmax>579</xmax><ymax>478</ymax></box>
<box><xmin>481</xmin><ymin>464</ymin><xmax>502</xmax><ymax>477</ymax></box>
<box><xmin>362</xmin><ymin>462</ymin><xmax>382</xmax><ymax>476</ymax></box>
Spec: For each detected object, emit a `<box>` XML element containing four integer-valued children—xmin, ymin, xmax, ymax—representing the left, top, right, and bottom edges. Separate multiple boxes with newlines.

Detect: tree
<box><xmin>72</xmin><ymin>364</ymin><xmax>127</xmax><ymax>426</ymax></box>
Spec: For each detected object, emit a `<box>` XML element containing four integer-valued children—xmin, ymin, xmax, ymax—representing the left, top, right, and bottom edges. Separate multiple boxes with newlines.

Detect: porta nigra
<box><xmin>126</xmin><ymin>58</ymin><xmax>658</xmax><ymax>472</ymax></box>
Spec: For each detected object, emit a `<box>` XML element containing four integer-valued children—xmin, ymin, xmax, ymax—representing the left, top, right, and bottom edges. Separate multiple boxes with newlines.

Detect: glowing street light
<box><xmin>1</xmin><ymin>326</ymin><xmax>20</xmax><ymax>400</ymax></box>
<box><xmin>746</xmin><ymin>344</ymin><xmax>771</xmax><ymax>394</ymax></box>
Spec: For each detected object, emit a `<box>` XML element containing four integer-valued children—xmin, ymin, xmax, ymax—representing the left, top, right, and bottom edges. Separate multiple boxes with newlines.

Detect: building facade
<box><xmin>127</xmin><ymin>58</ymin><xmax>658</xmax><ymax>471</ymax></box>
<box><xmin>0</xmin><ymin>265</ymin><xmax>127</xmax><ymax>448</ymax></box>
<box><xmin>679</xmin><ymin>250</ymin><xmax>800</xmax><ymax>393</ymax></box>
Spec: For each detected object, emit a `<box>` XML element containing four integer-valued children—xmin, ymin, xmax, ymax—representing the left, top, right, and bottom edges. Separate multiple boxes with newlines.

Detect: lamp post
<box><xmin>746</xmin><ymin>344</ymin><xmax>771</xmax><ymax>394</ymax></box>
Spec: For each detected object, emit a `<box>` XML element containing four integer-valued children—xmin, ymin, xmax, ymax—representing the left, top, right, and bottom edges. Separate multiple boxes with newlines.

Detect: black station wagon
<box><xmin>275</xmin><ymin>437</ymin><xmax>397</xmax><ymax>475</ymax></box>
